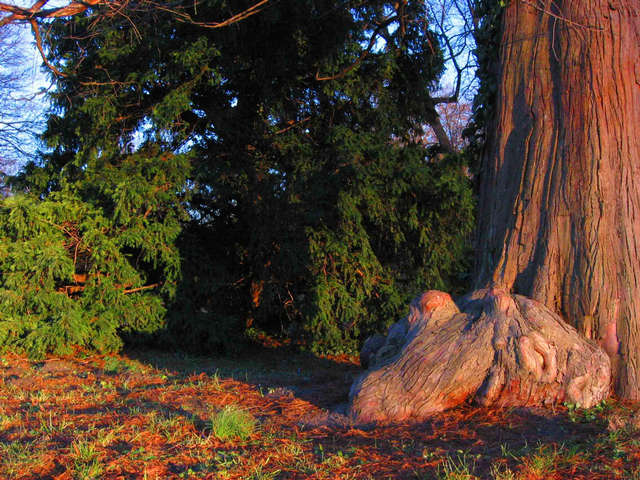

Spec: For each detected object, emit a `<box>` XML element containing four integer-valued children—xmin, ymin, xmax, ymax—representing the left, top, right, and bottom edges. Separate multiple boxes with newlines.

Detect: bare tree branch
<box><xmin>0</xmin><ymin>0</ymin><xmax>103</xmax><ymax>27</ymax></box>
<box><xmin>158</xmin><ymin>0</ymin><xmax>270</xmax><ymax>29</ymax></box>
<box><xmin>0</xmin><ymin>0</ymin><xmax>274</xmax><ymax>76</ymax></box>
<box><xmin>422</xmin><ymin>0</ymin><xmax>478</xmax><ymax>151</ymax></box>
<box><xmin>0</xmin><ymin>0</ymin><xmax>272</xmax><ymax>27</ymax></box>
<box><xmin>315</xmin><ymin>15</ymin><xmax>398</xmax><ymax>82</ymax></box>
<box><xmin>0</xmin><ymin>24</ymin><xmax>45</xmax><ymax>171</ymax></box>
<box><xmin>29</xmin><ymin>17</ymin><xmax>65</xmax><ymax>76</ymax></box>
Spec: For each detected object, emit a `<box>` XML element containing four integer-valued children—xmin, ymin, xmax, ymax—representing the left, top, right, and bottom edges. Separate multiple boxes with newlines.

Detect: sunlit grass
<box><xmin>436</xmin><ymin>452</ymin><xmax>479</xmax><ymax>480</ymax></box>
<box><xmin>210</xmin><ymin>405</ymin><xmax>256</xmax><ymax>441</ymax></box>
<box><xmin>489</xmin><ymin>462</ymin><xmax>515</xmax><ymax>480</ymax></box>
<box><xmin>1</xmin><ymin>440</ymin><xmax>42</xmax><ymax>477</ymax></box>
<box><xmin>520</xmin><ymin>444</ymin><xmax>560</xmax><ymax>478</ymax></box>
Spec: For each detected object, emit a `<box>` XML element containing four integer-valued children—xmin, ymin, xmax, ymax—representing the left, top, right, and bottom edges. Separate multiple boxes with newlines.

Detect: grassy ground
<box><xmin>0</xmin><ymin>340</ymin><xmax>639</xmax><ymax>479</ymax></box>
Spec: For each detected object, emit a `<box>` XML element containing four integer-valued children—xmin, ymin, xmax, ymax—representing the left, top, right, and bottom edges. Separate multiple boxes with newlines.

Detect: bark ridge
<box><xmin>350</xmin><ymin>289</ymin><xmax>611</xmax><ymax>423</ymax></box>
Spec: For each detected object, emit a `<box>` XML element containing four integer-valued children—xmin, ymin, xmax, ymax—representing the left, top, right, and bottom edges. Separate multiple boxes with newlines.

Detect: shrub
<box><xmin>0</xmin><ymin>148</ymin><xmax>188</xmax><ymax>358</ymax></box>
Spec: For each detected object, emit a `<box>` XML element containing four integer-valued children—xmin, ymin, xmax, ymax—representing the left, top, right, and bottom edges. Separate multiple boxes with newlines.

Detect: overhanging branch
<box><xmin>0</xmin><ymin>0</ymin><xmax>273</xmax><ymax>75</ymax></box>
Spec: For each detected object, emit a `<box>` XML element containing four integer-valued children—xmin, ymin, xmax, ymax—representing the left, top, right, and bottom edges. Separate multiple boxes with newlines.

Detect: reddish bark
<box><xmin>350</xmin><ymin>289</ymin><xmax>610</xmax><ymax>423</ymax></box>
<box><xmin>475</xmin><ymin>0</ymin><xmax>640</xmax><ymax>399</ymax></box>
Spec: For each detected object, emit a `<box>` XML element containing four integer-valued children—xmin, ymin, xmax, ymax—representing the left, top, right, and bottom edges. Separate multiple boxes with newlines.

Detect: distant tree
<box><xmin>0</xmin><ymin>25</ymin><xmax>43</xmax><ymax>174</ymax></box>
<box><xmin>421</xmin><ymin>0</ymin><xmax>478</xmax><ymax>152</ymax></box>
<box><xmin>421</xmin><ymin>101</ymin><xmax>472</xmax><ymax>152</ymax></box>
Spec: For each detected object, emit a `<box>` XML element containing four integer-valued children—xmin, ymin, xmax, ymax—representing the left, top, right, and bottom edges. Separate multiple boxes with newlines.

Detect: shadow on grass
<box><xmin>125</xmin><ymin>342</ymin><xmax>361</xmax><ymax>411</ymax></box>
<box><xmin>1</xmin><ymin>347</ymin><xmax>632</xmax><ymax>480</ymax></box>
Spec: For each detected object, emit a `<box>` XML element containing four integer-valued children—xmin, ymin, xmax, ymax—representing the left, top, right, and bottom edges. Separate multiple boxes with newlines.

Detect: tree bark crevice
<box><xmin>474</xmin><ymin>0</ymin><xmax>640</xmax><ymax>399</ymax></box>
<box><xmin>350</xmin><ymin>289</ymin><xmax>610</xmax><ymax>423</ymax></box>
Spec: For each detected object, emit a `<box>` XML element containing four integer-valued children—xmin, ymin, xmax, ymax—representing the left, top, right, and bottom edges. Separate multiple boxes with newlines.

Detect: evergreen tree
<box><xmin>7</xmin><ymin>0</ymin><xmax>474</xmax><ymax>356</ymax></box>
<box><xmin>2</xmin><ymin>148</ymin><xmax>188</xmax><ymax>358</ymax></box>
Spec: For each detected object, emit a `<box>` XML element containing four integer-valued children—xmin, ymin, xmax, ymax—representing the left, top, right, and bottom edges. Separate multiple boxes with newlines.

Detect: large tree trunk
<box><xmin>475</xmin><ymin>0</ymin><xmax>640</xmax><ymax>399</ymax></box>
<box><xmin>349</xmin><ymin>0</ymin><xmax>639</xmax><ymax>421</ymax></box>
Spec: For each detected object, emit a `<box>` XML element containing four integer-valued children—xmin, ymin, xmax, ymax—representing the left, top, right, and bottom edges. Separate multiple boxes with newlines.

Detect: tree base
<box><xmin>349</xmin><ymin>288</ymin><xmax>611</xmax><ymax>423</ymax></box>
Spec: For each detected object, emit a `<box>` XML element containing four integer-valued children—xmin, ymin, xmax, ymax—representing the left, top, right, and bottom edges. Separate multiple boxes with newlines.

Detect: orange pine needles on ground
<box><xmin>0</xmin><ymin>344</ymin><xmax>638</xmax><ymax>479</ymax></box>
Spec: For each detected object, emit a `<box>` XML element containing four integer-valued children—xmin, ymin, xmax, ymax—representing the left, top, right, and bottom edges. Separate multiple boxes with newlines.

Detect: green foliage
<box><xmin>565</xmin><ymin>400</ymin><xmax>611</xmax><ymax>423</ymax></box>
<box><xmin>464</xmin><ymin>0</ymin><xmax>506</xmax><ymax>173</ymax></box>
<box><xmin>302</xmin><ymin>153</ymin><xmax>474</xmax><ymax>353</ymax></box>
<box><xmin>1</xmin><ymin>149</ymin><xmax>188</xmax><ymax>358</ymax></box>
<box><xmin>9</xmin><ymin>0</ymin><xmax>475</xmax><ymax>356</ymax></box>
<box><xmin>163</xmin><ymin>0</ymin><xmax>474</xmax><ymax>354</ymax></box>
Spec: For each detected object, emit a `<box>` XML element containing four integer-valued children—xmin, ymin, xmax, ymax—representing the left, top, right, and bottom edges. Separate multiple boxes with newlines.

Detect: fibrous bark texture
<box><xmin>349</xmin><ymin>290</ymin><xmax>610</xmax><ymax>423</ymax></box>
<box><xmin>475</xmin><ymin>0</ymin><xmax>640</xmax><ymax>398</ymax></box>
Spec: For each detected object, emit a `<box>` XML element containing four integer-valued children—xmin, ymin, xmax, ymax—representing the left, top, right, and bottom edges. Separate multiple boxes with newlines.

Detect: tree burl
<box><xmin>349</xmin><ymin>288</ymin><xmax>611</xmax><ymax>423</ymax></box>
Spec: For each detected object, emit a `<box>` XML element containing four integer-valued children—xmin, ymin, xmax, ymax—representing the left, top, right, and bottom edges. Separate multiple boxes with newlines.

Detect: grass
<box><xmin>146</xmin><ymin>411</ymin><xmax>189</xmax><ymax>442</ymax></box>
<box><xmin>73</xmin><ymin>459</ymin><xmax>104</xmax><ymax>480</ymax></box>
<box><xmin>71</xmin><ymin>440</ymin><xmax>103</xmax><ymax>480</ymax></box>
<box><xmin>210</xmin><ymin>405</ymin><xmax>256</xmax><ymax>441</ymax></box>
<box><xmin>102</xmin><ymin>355</ymin><xmax>145</xmax><ymax>375</ymax></box>
<box><xmin>0</xmin><ymin>346</ymin><xmax>638</xmax><ymax>479</ymax></box>
<box><xmin>435</xmin><ymin>452</ymin><xmax>479</xmax><ymax>480</ymax></box>
<box><xmin>520</xmin><ymin>444</ymin><xmax>559</xmax><ymax>477</ymax></box>
<box><xmin>248</xmin><ymin>465</ymin><xmax>281</xmax><ymax>480</ymax></box>
<box><xmin>38</xmin><ymin>410</ymin><xmax>73</xmax><ymax>435</ymax></box>
<box><xmin>1</xmin><ymin>440</ymin><xmax>42</xmax><ymax>477</ymax></box>
<box><xmin>489</xmin><ymin>462</ymin><xmax>515</xmax><ymax>480</ymax></box>
<box><xmin>0</xmin><ymin>411</ymin><xmax>20</xmax><ymax>430</ymax></box>
<box><xmin>71</xmin><ymin>440</ymin><xmax>100</xmax><ymax>463</ymax></box>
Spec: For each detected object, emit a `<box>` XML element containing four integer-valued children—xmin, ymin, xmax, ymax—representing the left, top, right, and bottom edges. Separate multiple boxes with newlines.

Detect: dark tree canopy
<box><xmin>0</xmin><ymin>0</ymin><xmax>474</xmax><ymax>357</ymax></box>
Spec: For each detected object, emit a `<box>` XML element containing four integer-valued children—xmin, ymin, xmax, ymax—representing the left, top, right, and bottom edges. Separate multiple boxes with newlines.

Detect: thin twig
<box><xmin>29</xmin><ymin>18</ymin><xmax>65</xmax><ymax>76</ymax></box>
<box><xmin>122</xmin><ymin>283</ymin><xmax>160</xmax><ymax>294</ymax></box>
<box><xmin>315</xmin><ymin>15</ymin><xmax>397</xmax><ymax>82</ymax></box>
<box><xmin>156</xmin><ymin>0</ymin><xmax>270</xmax><ymax>29</ymax></box>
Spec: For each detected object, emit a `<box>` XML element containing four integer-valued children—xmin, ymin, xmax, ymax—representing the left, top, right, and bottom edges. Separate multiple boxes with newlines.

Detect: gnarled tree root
<box><xmin>349</xmin><ymin>288</ymin><xmax>611</xmax><ymax>423</ymax></box>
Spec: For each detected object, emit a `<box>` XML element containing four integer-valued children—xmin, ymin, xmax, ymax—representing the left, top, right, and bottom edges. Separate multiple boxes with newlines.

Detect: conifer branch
<box><xmin>315</xmin><ymin>16</ymin><xmax>397</xmax><ymax>82</ymax></box>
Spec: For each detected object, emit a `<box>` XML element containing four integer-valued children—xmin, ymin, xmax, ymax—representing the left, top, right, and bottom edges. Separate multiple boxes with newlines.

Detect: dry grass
<box><xmin>0</xmin><ymin>343</ymin><xmax>639</xmax><ymax>479</ymax></box>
